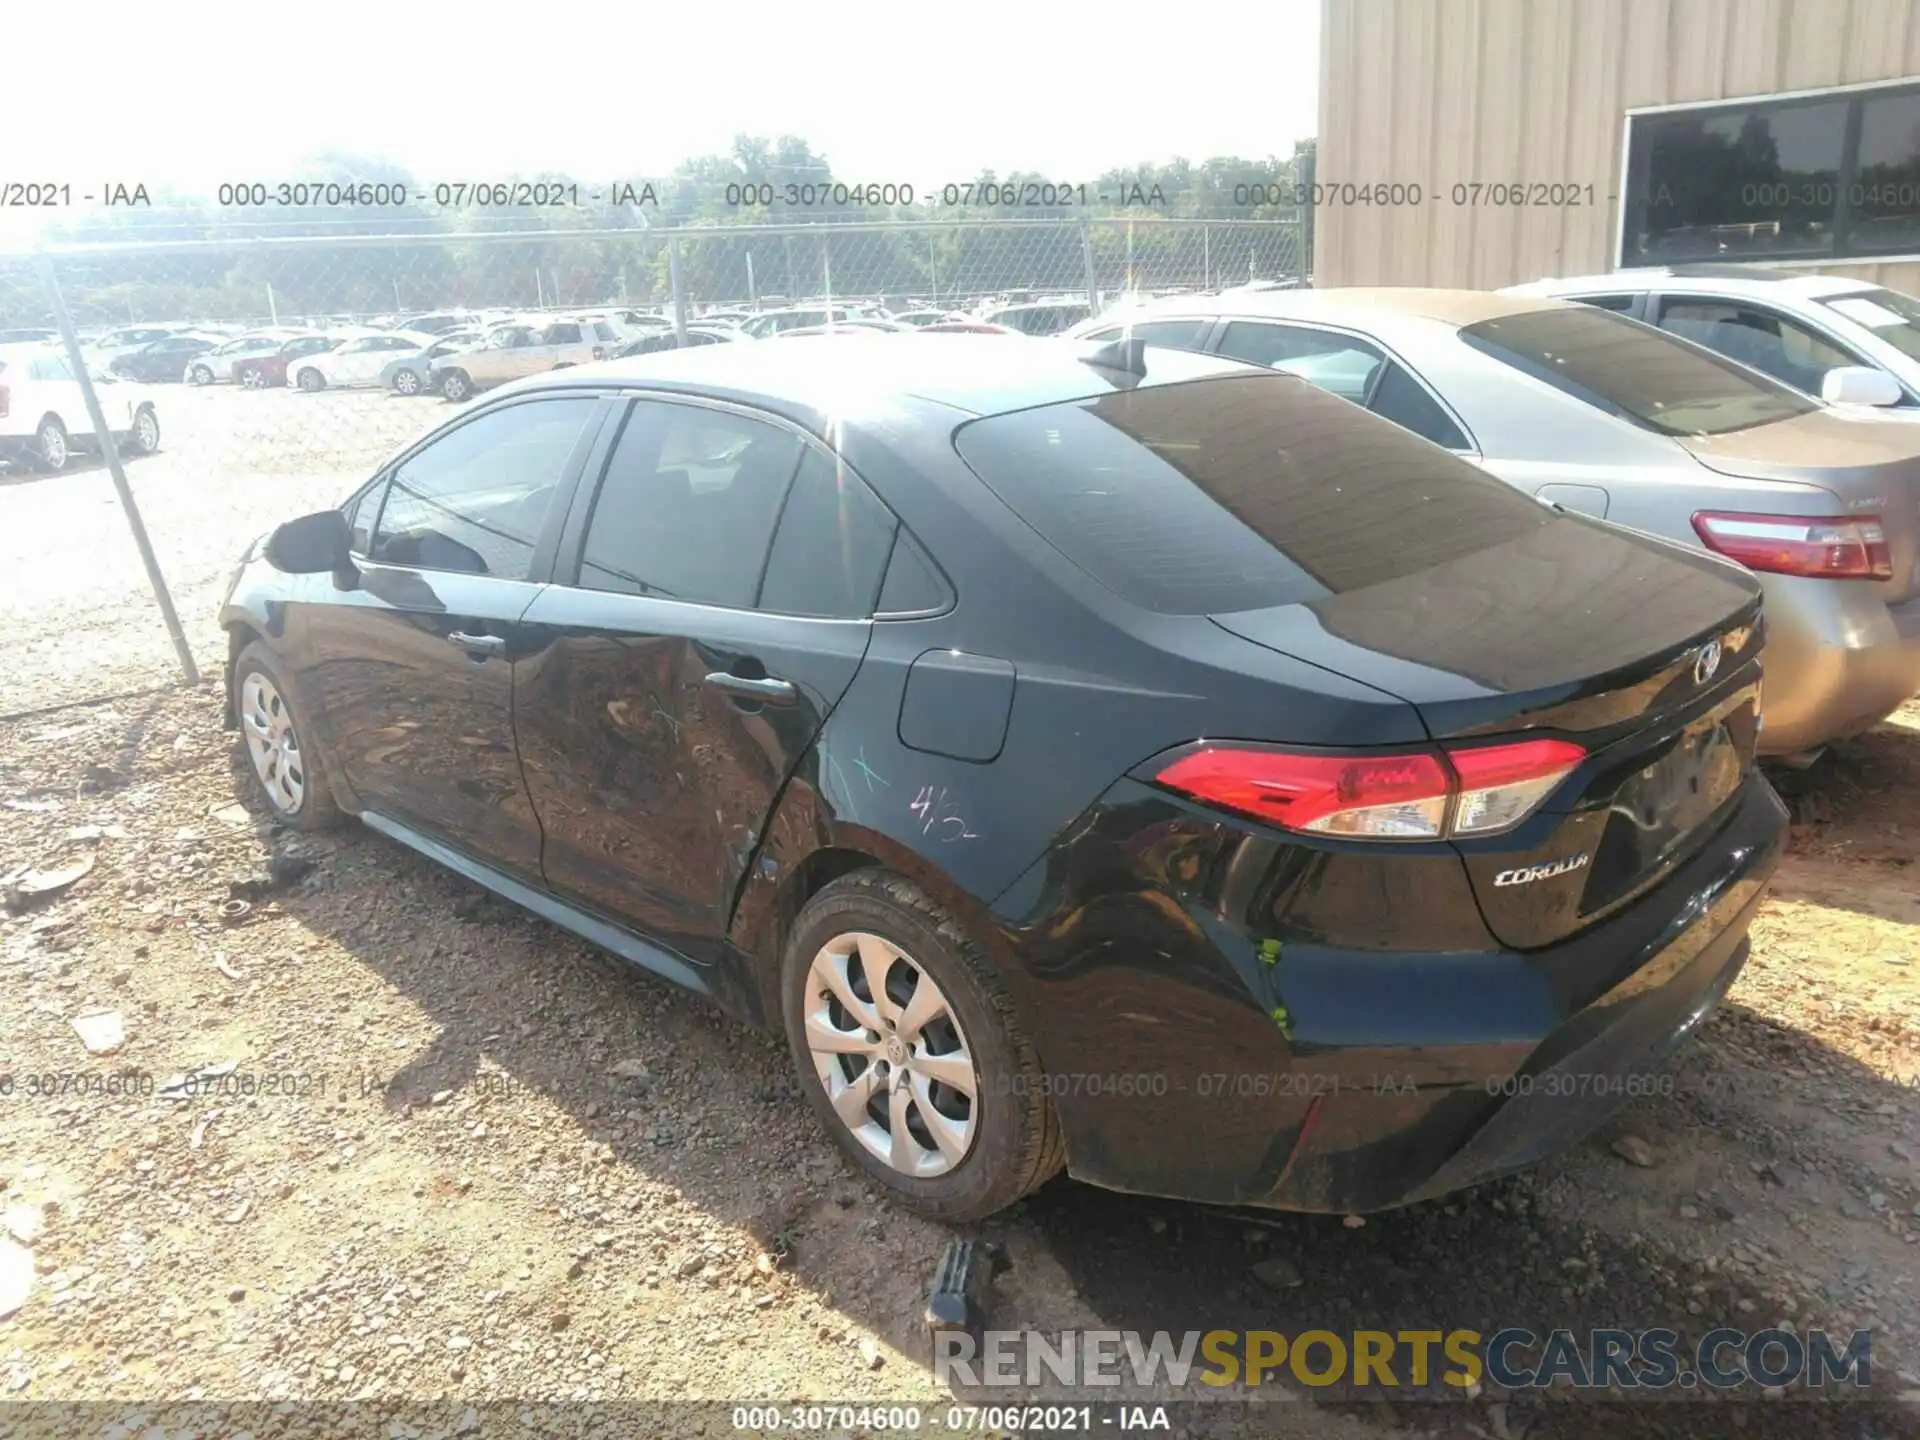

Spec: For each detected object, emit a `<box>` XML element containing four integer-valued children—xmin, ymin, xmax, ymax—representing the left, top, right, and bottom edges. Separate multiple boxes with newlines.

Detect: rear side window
<box><xmin>578</xmin><ymin>401</ymin><xmax>803</xmax><ymax>606</ymax></box>
<box><xmin>758</xmin><ymin>449</ymin><xmax>897</xmax><ymax>618</ymax></box>
<box><xmin>1369</xmin><ymin>363</ymin><xmax>1470</xmax><ymax>449</ymax></box>
<box><xmin>952</xmin><ymin>373</ymin><xmax>1552</xmax><ymax>615</ymax></box>
<box><xmin>1460</xmin><ymin>307</ymin><xmax>1819</xmax><ymax>436</ymax></box>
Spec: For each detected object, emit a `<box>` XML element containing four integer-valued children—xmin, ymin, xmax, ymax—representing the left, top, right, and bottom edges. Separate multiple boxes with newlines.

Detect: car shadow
<box><xmin>248</xmin><ymin>785</ymin><xmax>1915</xmax><ymax>1436</ymax></box>
<box><xmin>1765</xmin><ymin>715</ymin><xmax>1920</xmax><ymax>923</ymax></box>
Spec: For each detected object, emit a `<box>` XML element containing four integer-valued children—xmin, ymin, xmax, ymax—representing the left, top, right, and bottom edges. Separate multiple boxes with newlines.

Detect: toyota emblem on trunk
<box><xmin>1694</xmin><ymin>639</ymin><xmax>1723</xmax><ymax>686</ymax></box>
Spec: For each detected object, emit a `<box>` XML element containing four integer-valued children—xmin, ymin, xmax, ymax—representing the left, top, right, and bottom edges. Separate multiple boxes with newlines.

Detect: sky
<box><xmin>6</xmin><ymin>0</ymin><xmax>1319</xmax><ymax>226</ymax></box>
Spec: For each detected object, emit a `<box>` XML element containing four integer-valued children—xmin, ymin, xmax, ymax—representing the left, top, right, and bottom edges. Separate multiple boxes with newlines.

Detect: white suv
<box><xmin>0</xmin><ymin>345</ymin><xmax>161</xmax><ymax>472</ymax></box>
<box><xmin>1505</xmin><ymin>265</ymin><xmax>1920</xmax><ymax>415</ymax></box>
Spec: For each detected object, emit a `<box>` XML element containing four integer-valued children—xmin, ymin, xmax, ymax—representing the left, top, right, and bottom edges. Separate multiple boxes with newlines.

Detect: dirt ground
<box><xmin>2</xmin><ymin>390</ymin><xmax>1918</xmax><ymax>1439</ymax></box>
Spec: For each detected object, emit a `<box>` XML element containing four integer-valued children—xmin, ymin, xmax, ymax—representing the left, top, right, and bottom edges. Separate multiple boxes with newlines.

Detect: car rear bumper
<box><xmin>995</xmin><ymin>773</ymin><xmax>1787</xmax><ymax>1213</ymax></box>
<box><xmin>1756</xmin><ymin>577</ymin><xmax>1920</xmax><ymax>754</ymax></box>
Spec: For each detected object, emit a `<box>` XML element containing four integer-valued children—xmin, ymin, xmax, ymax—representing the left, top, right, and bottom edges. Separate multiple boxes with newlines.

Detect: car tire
<box><xmin>240</xmin><ymin>367</ymin><xmax>267</xmax><ymax>390</ymax></box>
<box><xmin>130</xmin><ymin>405</ymin><xmax>161</xmax><ymax>456</ymax></box>
<box><xmin>188</xmin><ymin>364</ymin><xmax>213</xmax><ymax>386</ymax></box>
<box><xmin>393</xmin><ymin>368</ymin><xmax>421</xmax><ymax>395</ymax></box>
<box><xmin>232</xmin><ymin>641</ymin><xmax>342</xmax><ymax>832</ymax></box>
<box><xmin>35</xmin><ymin>416</ymin><xmax>69</xmax><ymax>472</ymax></box>
<box><xmin>780</xmin><ymin>869</ymin><xmax>1064</xmax><ymax>1222</ymax></box>
<box><xmin>295</xmin><ymin>368</ymin><xmax>326</xmax><ymax>393</ymax></box>
<box><xmin>439</xmin><ymin>368</ymin><xmax>472</xmax><ymax>401</ymax></box>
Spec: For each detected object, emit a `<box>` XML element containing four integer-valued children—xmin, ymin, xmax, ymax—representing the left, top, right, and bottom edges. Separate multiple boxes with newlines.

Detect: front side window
<box><xmin>576</xmin><ymin>402</ymin><xmax>803</xmax><ymax>606</ymax></box>
<box><xmin>369</xmin><ymin>398</ymin><xmax>596</xmax><ymax>578</ymax></box>
<box><xmin>1571</xmin><ymin>294</ymin><xmax>1638</xmax><ymax>312</ymax></box>
<box><xmin>542</xmin><ymin>323</ymin><xmax>584</xmax><ymax>345</ymax></box>
<box><xmin>1461</xmin><ymin>306</ymin><xmax>1818</xmax><ymax>437</ymax></box>
<box><xmin>1820</xmin><ymin>285</ymin><xmax>1920</xmax><ymax>364</ymax></box>
<box><xmin>1655</xmin><ymin>299</ymin><xmax>1858</xmax><ymax>393</ymax></box>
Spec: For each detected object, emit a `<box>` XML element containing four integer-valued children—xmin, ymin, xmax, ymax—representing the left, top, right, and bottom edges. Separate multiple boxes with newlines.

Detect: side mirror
<box><xmin>264</xmin><ymin>510</ymin><xmax>353</xmax><ymax>575</ymax></box>
<box><xmin>1821</xmin><ymin>365</ymin><xmax>1904</xmax><ymax>407</ymax></box>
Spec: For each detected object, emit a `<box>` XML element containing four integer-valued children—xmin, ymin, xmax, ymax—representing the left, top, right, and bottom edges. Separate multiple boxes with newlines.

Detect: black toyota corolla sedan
<box><xmin>220</xmin><ymin>335</ymin><xmax>1788</xmax><ymax>1222</ymax></box>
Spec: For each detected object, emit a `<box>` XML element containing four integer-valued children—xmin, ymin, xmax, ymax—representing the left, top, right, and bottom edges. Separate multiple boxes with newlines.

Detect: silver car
<box><xmin>1070</xmin><ymin>289</ymin><xmax>1920</xmax><ymax>758</ymax></box>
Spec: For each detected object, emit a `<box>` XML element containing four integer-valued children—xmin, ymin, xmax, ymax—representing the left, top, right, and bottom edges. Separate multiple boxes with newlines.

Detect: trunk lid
<box><xmin>1679</xmin><ymin>409</ymin><xmax>1920</xmax><ymax>604</ymax></box>
<box><xmin>1213</xmin><ymin>514</ymin><xmax>1765</xmax><ymax>949</ymax></box>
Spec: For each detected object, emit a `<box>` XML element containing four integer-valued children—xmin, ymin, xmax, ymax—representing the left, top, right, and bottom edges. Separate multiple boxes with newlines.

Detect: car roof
<box><xmin>1115</xmin><ymin>287</ymin><xmax>1564</xmax><ymax>327</ymax></box>
<box><xmin>488</xmin><ymin>332</ymin><xmax>1253</xmax><ymax>419</ymax></box>
<box><xmin>1507</xmin><ymin>267</ymin><xmax>1879</xmax><ymax>301</ymax></box>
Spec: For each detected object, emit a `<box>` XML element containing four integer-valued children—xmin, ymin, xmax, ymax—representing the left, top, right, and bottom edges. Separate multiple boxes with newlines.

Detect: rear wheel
<box><xmin>781</xmin><ymin>870</ymin><xmax>1064</xmax><ymax>1221</ymax></box>
<box><xmin>393</xmin><ymin>368</ymin><xmax>421</xmax><ymax>395</ymax></box>
<box><xmin>233</xmin><ymin>642</ymin><xmax>341</xmax><ymax>831</ymax></box>
<box><xmin>240</xmin><ymin>367</ymin><xmax>267</xmax><ymax>390</ymax></box>
<box><xmin>130</xmin><ymin>406</ymin><xmax>161</xmax><ymax>456</ymax></box>
<box><xmin>439</xmin><ymin>368</ymin><xmax>472</xmax><ymax>401</ymax></box>
<box><xmin>295</xmin><ymin>367</ymin><xmax>325</xmax><ymax>392</ymax></box>
<box><xmin>188</xmin><ymin>363</ymin><xmax>214</xmax><ymax>386</ymax></box>
<box><xmin>35</xmin><ymin>416</ymin><xmax>69</xmax><ymax>472</ymax></box>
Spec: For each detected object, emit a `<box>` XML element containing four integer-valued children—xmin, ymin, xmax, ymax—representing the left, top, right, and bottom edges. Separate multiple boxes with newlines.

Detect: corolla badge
<box><xmin>1693</xmin><ymin>638</ymin><xmax>1723</xmax><ymax>687</ymax></box>
<box><xmin>1493</xmin><ymin>853</ymin><xmax>1590</xmax><ymax>887</ymax></box>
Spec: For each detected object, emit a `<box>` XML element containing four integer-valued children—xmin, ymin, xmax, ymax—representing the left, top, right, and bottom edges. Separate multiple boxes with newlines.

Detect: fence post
<box><xmin>668</xmin><ymin>235</ymin><xmax>689</xmax><ymax>339</ymax></box>
<box><xmin>928</xmin><ymin>235</ymin><xmax>939</xmax><ymax>306</ymax></box>
<box><xmin>1079</xmin><ymin>220</ymin><xmax>1100</xmax><ymax>314</ymax></box>
<box><xmin>37</xmin><ymin>254</ymin><xmax>201</xmax><ymax>688</ymax></box>
<box><xmin>1203</xmin><ymin>226</ymin><xmax>1211</xmax><ymax>290</ymax></box>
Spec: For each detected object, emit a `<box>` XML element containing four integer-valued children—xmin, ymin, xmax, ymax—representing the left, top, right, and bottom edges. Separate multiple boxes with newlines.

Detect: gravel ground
<box><xmin>2</xmin><ymin>386</ymin><xmax>1918</xmax><ymax>1439</ymax></box>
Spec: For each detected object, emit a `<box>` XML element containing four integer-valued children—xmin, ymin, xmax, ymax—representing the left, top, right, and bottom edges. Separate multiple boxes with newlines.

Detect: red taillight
<box><xmin>1154</xmin><ymin>738</ymin><xmax>1585</xmax><ymax>841</ymax></box>
<box><xmin>1692</xmin><ymin>511</ymin><xmax>1892</xmax><ymax>581</ymax></box>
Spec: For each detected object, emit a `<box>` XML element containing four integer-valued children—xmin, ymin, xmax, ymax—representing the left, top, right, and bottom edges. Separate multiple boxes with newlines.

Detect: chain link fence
<box><xmin>0</xmin><ymin>216</ymin><xmax>1303</xmax><ymax>713</ymax></box>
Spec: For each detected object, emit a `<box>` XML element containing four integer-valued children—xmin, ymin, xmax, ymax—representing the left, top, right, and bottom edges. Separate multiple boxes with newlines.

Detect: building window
<box><xmin>1621</xmin><ymin>79</ymin><xmax>1920</xmax><ymax>265</ymax></box>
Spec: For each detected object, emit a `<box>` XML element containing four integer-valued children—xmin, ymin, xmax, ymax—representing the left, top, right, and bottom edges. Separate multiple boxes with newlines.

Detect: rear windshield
<box><xmin>952</xmin><ymin>371</ymin><xmax>1554</xmax><ymax>615</ymax></box>
<box><xmin>1460</xmin><ymin>307</ymin><xmax>1818</xmax><ymax>437</ymax></box>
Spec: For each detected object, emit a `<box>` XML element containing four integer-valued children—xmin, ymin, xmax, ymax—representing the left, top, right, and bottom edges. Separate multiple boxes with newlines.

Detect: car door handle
<box><xmin>447</xmin><ymin>630</ymin><xmax>506</xmax><ymax>658</ymax></box>
<box><xmin>704</xmin><ymin>671</ymin><xmax>797</xmax><ymax>705</ymax></box>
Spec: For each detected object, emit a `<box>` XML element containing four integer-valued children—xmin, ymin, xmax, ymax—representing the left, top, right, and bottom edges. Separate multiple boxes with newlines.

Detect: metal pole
<box><xmin>1203</xmin><ymin>226</ymin><xmax>1211</xmax><ymax>290</ymax></box>
<box><xmin>38</xmin><ymin>256</ymin><xmax>200</xmax><ymax>687</ymax></box>
<box><xmin>668</xmin><ymin>236</ymin><xmax>688</xmax><ymax>340</ymax></box>
<box><xmin>822</xmin><ymin>240</ymin><xmax>833</xmax><ymax>320</ymax></box>
<box><xmin>266</xmin><ymin>282</ymin><xmax>278</xmax><ymax>326</ymax></box>
<box><xmin>746</xmin><ymin>252</ymin><xmax>757</xmax><ymax>311</ymax></box>
<box><xmin>1079</xmin><ymin>220</ymin><xmax>1100</xmax><ymax>314</ymax></box>
<box><xmin>394</xmin><ymin>279</ymin><xmax>403</xmax><ymax>312</ymax></box>
<box><xmin>928</xmin><ymin>235</ymin><xmax>938</xmax><ymax>306</ymax></box>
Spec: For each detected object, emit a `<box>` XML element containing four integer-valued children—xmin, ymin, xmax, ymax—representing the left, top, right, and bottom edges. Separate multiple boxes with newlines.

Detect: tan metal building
<box><xmin>1315</xmin><ymin>0</ymin><xmax>1920</xmax><ymax>292</ymax></box>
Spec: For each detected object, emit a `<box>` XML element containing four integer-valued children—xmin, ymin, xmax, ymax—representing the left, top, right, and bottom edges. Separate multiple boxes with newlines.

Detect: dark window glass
<box><xmin>1573</xmin><ymin>294</ymin><xmax>1637</xmax><ymax>312</ymax></box>
<box><xmin>1369</xmin><ymin>363</ymin><xmax>1470</xmax><ymax>449</ymax></box>
<box><xmin>1655</xmin><ymin>299</ymin><xmax>1857</xmax><ymax>393</ymax></box>
<box><xmin>876</xmin><ymin>530</ymin><xmax>950</xmax><ymax>614</ymax></box>
<box><xmin>1216</xmin><ymin>321</ymin><xmax>1386</xmax><ymax>404</ymax></box>
<box><xmin>370</xmin><ymin>398</ymin><xmax>593</xmax><ymax>577</ymax></box>
<box><xmin>952</xmin><ymin>372</ymin><xmax>1552</xmax><ymax>615</ymax></box>
<box><xmin>541</xmin><ymin>323</ymin><xmax>583</xmax><ymax>345</ymax></box>
<box><xmin>758</xmin><ymin>449</ymin><xmax>898</xmax><ymax>618</ymax></box>
<box><xmin>1461</xmin><ymin>307</ymin><xmax>1817</xmax><ymax>437</ymax></box>
<box><xmin>578</xmin><ymin>402</ymin><xmax>803</xmax><ymax>606</ymax></box>
<box><xmin>1853</xmin><ymin>91</ymin><xmax>1920</xmax><ymax>253</ymax></box>
<box><xmin>1625</xmin><ymin>96</ymin><xmax>1846</xmax><ymax>263</ymax></box>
